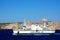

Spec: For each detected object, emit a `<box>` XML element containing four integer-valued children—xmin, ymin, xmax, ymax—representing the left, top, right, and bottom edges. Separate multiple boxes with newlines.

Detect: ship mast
<box><xmin>24</xmin><ymin>19</ymin><xmax>26</xmax><ymax>26</ymax></box>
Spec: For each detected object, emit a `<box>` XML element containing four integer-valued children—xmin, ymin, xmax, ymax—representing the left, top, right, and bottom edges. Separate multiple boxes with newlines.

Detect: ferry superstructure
<box><xmin>13</xmin><ymin>19</ymin><xmax>55</xmax><ymax>35</ymax></box>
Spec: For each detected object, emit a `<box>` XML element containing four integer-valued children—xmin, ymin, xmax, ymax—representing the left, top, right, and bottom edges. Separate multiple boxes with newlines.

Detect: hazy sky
<box><xmin>0</xmin><ymin>0</ymin><xmax>60</xmax><ymax>23</ymax></box>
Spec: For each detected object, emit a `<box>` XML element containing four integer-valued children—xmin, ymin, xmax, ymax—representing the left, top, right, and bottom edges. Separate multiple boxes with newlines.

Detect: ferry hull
<box><xmin>13</xmin><ymin>30</ymin><xmax>55</xmax><ymax>35</ymax></box>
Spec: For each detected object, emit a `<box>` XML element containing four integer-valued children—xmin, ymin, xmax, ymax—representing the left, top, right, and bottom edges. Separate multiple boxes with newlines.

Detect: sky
<box><xmin>0</xmin><ymin>0</ymin><xmax>60</xmax><ymax>23</ymax></box>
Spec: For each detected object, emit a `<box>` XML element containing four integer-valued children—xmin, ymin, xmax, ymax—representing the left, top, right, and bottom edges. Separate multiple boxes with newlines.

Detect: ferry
<box><xmin>13</xmin><ymin>19</ymin><xmax>55</xmax><ymax>35</ymax></box>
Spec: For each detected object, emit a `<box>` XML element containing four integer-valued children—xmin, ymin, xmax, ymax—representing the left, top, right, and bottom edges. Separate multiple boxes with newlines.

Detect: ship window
<box><xmin>20</xmin><ymin>28</ymin><xmax>23</xmax><ymax>29</ymax></box>
<box><xmin>23</xmin><ymin>26</ymin><xmax>26</xmax><ymax>27</ymax></box>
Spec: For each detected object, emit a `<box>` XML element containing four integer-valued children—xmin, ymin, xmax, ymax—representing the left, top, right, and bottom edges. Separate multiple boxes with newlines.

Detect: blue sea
<box><xmin>0</xmin><ymin>29</ymin><xmax>60</xmax><ymax>40</ymax></box>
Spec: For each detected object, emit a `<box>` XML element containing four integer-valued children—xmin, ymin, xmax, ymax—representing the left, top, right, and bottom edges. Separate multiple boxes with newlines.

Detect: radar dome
<box><xmin>42</xmin><ymin>18</ymin><xmax>48</xmax><ymax>22</ymax></box>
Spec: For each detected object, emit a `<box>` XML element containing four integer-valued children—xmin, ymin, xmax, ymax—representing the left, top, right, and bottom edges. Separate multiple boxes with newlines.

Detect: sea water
<box><xmin>0</xmin><ymin>29</ymin><xmax>60</xmax><ymax>40</ymax></box>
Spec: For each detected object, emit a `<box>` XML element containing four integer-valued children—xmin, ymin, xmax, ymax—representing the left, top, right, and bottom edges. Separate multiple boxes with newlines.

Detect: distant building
<box><xmin>0</xmin><ymin>19</ymin><xmax>60</xmax><ymax>30</ymax></box>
